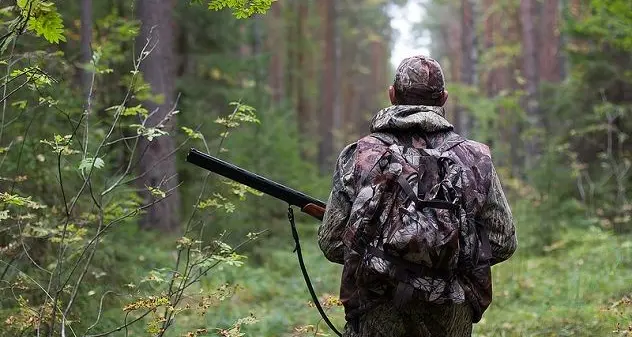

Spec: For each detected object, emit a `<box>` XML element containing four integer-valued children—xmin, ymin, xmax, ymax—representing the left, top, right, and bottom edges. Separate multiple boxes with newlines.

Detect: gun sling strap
<box><xmin>288</xmin><ymin>206</ymin><xmax>343</xmax><ymax>337</ymax></box>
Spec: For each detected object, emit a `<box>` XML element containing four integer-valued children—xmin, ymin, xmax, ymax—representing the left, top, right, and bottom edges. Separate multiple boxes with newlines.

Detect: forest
<box><xmin>0</xmin><ymin>0</ymin><xmax>631</xmax><ymax>336</ymax></box>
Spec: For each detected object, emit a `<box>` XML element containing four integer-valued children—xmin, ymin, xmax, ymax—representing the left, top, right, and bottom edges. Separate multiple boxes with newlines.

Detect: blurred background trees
<box><xmin>419</xmin><ymin>0</ymin><xmax>632</xmax><ymax>244</ymax></box>
<box><xmin>1</xmin><ymin>0</ymin><xmax>631</xmax><ymax>336</ymax></box>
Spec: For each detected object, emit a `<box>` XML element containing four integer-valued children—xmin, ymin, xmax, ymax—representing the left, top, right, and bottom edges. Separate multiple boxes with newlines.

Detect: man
<box><xmin>318</xmin><ymin>55</ymin><xmax>517</xmax><ymax>337</ymax></box>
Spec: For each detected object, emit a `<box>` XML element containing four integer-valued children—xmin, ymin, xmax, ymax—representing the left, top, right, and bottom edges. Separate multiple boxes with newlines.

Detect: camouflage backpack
<box><xmin>342</xmin><ymin>131</ymin><xmax>492</xmax><ymax>311</ymax></box>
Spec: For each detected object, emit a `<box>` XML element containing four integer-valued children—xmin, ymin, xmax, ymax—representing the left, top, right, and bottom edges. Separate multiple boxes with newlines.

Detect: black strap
<box><xmin>287</xmin><ymin>206</ymin><xmax>342</xmax><ymax>337</ymax></box>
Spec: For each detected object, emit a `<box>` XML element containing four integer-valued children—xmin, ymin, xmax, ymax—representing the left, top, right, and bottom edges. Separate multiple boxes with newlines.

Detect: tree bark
<box><xmin>296</xmin><ymin>0</ymin><xmax>309</xmax><ymax>146</ymax></box>
<box><xmin>481</xmin><ymin>0</ymin><xmax>497</xmax><ymax>150</ymax></box>
<box><xmin>80</xmin><ymin>0</ymin><xmax>92</xmax><ymax>102</ymax></box>
<box><xmin>265</xmin><ymin>1</ymin><xmax>284</xmax><ymax>106</ymax></box>
<box><xmin>520</xmin><ymin>0</ymin><xmax>542</xmax><ymax>166</ymax></box>
<box><xmin>318</xmin><ymin>0</ymin><xmax>337</xmax><ymax>172</ymax></box>
<box><xmin>135</xmin><ymin>0</ymin><xmax>180</xmax><ymax>232</ymax></box>
<box><xmin>447</xmin><ymin>6</ymin><xmax>462</xmax><ymax>132</ymax></box>
<box><xmin>459</xmin><ymin>0</ymin><xmax>477</xmax><ymax>136</ymax></box>
<box><xmin>539</xmin><ymin>0</ymin><xmax>561</xmax><ymax>83</ymax></box>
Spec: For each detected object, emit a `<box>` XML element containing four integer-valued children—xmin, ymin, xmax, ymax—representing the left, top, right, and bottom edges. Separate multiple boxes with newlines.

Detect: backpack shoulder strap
<box><xmin>356</xmin><ymin>133</ymin><xmax>397</xmax><ymax>185</ymax></box>
<box><xmin>435</xmin><ymin>132</ymin><xmax>467</xmax><ymax>154</ymax></box>
<box><xmin>367</xmin><ymin>132</ymin><xmax>396</xmax><ymax>146</ymax></box>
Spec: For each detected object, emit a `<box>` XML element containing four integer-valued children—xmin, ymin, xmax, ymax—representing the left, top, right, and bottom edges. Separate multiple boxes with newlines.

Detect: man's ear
<box><xmin>389</xmin><ymin>86</ymin><xmax>397</xmax><ymax>105</ymax></box>
<box><xmin>439</xmin><ymin>90</ymin><xmax>449</xmax><ymax>106</ymax></box>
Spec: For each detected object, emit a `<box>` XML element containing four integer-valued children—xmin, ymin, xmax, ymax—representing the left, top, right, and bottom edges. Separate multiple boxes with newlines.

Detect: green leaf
<box><xmin>197</xmin><ymin>193</ymin><xmax>236</xmax><ymax>213</ymax></box>
<box><xmin>0</xmin><ymin>210</ymin><xmax>9</xmax><ymax>222</ymax></box>
<box><xmin>121</xmin><ymin>105</ymin><xmax>149</xmax><ymax>117</ymax></box>
<box><xmin>181</xmin><ymin>126</ymin><xmax>203</xmax><ymax>139</ymax></box>
<box><xmin>0</xmin><ymin>192</ymin><xmax>46</xmax><ymax>209</ymax></box>
<box><xmin>223</xmin><ymin>181</ymin><xmax>263</xmax><ymax>200</ymax></box>
<box><xmin>146</xmin><ymin>186</ymin><xmax>166</xmax><ymax>198</ymax></box>
<box><xmin>205</xmin><ymin>0</ymin><xmax>273</xmax><ymax>18</ymax></box>
<box><xmin>78</xmin><ymin>157</ymin><xmax>105</xmax><ymax>172</ymax></box>
<box><xmin>23</xmin><ymin>2</ymin><xmax>66</xmax><ymax>44</ymax></box>
<box><xmin>129</xmin><ymin>124</ymin><xmax>169</xmax><ymax>141</ymax></box>
<box><xmin>11</xmin><ymin>100</ymin><xmax>28</xmax><ymax>109</ymax></box>
<box><xmin>40</xmin><ymin>134</ymin><xmax>80</xmax><ymax>155</ymax></box>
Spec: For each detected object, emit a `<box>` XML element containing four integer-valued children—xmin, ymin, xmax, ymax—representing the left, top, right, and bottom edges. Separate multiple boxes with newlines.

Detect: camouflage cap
<box><xmin>393</xmin><ymin>55</ymin><xmax>445</xmax><ymax>104</ymax></box>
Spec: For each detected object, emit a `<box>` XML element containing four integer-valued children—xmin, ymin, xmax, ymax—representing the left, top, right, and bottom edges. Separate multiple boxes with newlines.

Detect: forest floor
<box><xmin>98</xmin><ymin>219</ymin><xmax>632</xmax><ymax>337</ymax></box>
<box><xmin>166</xmin><ymin>225</ymin><xmax>632</xmax><ymax>337</ymax></box>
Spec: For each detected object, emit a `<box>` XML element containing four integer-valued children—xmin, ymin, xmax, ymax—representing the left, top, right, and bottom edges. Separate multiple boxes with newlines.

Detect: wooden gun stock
<box><xmin>301</xmin><ymin>203</ymin><xmax>326</xmax><ymax>221</ymax></box>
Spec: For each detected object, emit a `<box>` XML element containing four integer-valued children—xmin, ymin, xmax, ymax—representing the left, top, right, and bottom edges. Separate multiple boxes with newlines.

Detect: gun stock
<box><xmin>186</xmin><ymin>148</ymin><xmax>327</xmax><ymax>221</ymax></box>
<box><xmin>301</xmin><ymin>203</ymin><xmax>326</xmax><ymax>221</ymax></box>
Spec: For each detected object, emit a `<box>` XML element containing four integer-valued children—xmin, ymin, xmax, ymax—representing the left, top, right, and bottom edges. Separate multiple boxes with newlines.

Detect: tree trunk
<box><xmin>318</xmin><ymin>0</ymin><xmax>336</xmax><ymax>172</ymax></box>
<box><xmin>459</xmin><ymin>0</ymin><xmax>477</xmax><ymax>136</ymax></box>
<box><xmin>135</xmin><ymin>0</ymin><xmax>180</xmax><ymax>232</ymax></box>
<box><xmin>265</xmin><ymin>1</ymin><xmax>284</xmax><ymax>106</ymax></box>
<box><xmin>447</xmin><ymin>6</ymin><xmax>462</xmax><ymax>132</ymax></box>
<box><xmin>520</xmin><ymin>0</ymin><xmax>542</xmax><ymax>167</ymax></box>
<box><xmin>481</xmin><ymin>0</ymin><xmax>496</xmax><ymax>150</ymax></box>
<box><xmin>296</xmin><ymin>0</ymin><xmax>310</xmax><ymax>149</ymax></box>
<box><xmin>539</xmin><ymin>0</ymin><xmax>561</xmax><ymax>83</ymax></box>
<box><xmin>80</xmin><ymin>0</ymin><xmax>92</xmax><ymax>102</ymax></box>
<box><xmin>285</xmin><ymin>2</ymin><xmax>298</xmax><ymax>110</ymax></box>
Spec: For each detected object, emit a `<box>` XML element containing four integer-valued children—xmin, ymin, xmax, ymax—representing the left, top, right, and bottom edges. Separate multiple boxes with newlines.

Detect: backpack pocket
<box><xmin>383</xmin><ymin>204</ymin><xmax>460</xmax><ymax>271</ymax></box>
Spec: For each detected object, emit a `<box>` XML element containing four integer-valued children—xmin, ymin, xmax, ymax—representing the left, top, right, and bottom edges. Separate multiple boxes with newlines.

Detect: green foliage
<box><xmin>16</xmin><ymin>0</ymin><xmax>66</xmax><ymax>44</ymax></box>
<box><xmin>566</xmin><ymin>0</ymin><xmax>632</xmax><ymax>51</ymax></box>
<box><xmin>193</xmin><ymin>0</ymin><xmax>274</xmax><ymax>19</ymax></box>
<box><xmin>0</xmin><ymin>2</ymin><xmax>270</xmax><ymax>336</ymax></box>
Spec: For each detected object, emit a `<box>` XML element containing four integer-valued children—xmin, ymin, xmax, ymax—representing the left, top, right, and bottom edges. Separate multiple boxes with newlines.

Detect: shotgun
<box><xmin>185</xmin><ymin>148</ymin><xmax>327</xmax><ymax>220</ymax></box>
<box><xmin>186</xmin><ymin>148</ymin><xmax>342</xmax><ymax>336</ymax></box>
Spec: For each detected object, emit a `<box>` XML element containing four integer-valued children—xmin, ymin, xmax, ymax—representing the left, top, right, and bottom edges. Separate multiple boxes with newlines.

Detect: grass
<box><xmin>6</xmin><ymin>213</ymin><xmax>630</xmax><ymax>337</ymax></box>
<box><xmin>167</xmin><ymin>223</ymin><xmax>632</xmax><ymax>337</ymax></box>
<box><xmin>474</xmin><ymin>227</ymin><xmax>632</xmax><ymax>336</ymax></box>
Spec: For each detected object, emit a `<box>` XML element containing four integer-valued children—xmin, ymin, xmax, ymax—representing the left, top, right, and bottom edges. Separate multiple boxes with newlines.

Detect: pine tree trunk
<box><xmin>482</xmin><ymin>0</ymin><xmax>496</xmax><ymax>150</ymax></box>
<box><xmin>135</xmin><ymin>0</ymin><xmax>180</xmax><ymax>232</ymax></box>
<box><xmin>520</xmin><ymin>0</ymin><xmax>542</xmax><ymax>166</ymax></box>
<box><xmin>318</xmin><ymin>0</ymin><xmax>336</xmax><ymax>172</ymax></box>
<box><xmin>265</xmin><ymin>1</ymin><xmax>284</xmax><ymax>106</ymax></box>
<box><xmin>539</xmin><ymin>0</ymin><xmax>561</xmax><ymax>83</ymax></box>
<box><xmin>448</xmin><ymin>7</ymin><xmax>462</xmax><ymax>132</ymax></box>
<box><xmin>80</xmin><ymin>0</ymin><xmax>92</xmax><ymax>102</ymax></box>
<box><xmin>296</xmin><ymin>0</ymin><xmax>309</xmax><ymax>149</ymax></box>
<box><xmin>459</xmin><ymin>0</ymin><xmax>477</xmax><ymax>136</ymax></box>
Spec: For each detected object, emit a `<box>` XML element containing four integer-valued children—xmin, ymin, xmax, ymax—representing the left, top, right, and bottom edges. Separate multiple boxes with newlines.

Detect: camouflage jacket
<box><xmin>318</xmin><ymin>105</ymin><xmax>517</xmax><ymax>332</ymax></box>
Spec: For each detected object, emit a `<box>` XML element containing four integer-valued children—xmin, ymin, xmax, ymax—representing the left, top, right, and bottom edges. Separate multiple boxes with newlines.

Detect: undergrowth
<box><xmin>39</xmin><ymin>206</ymin><xmax>630</xmax><ymax>337</ymax></box>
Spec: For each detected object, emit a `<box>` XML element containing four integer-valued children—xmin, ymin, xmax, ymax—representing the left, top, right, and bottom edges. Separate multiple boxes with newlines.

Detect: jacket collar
<box><xmin>369</xmin><ymin>105</ymin><xmax>453</xmax><ymax>133</ymax></box>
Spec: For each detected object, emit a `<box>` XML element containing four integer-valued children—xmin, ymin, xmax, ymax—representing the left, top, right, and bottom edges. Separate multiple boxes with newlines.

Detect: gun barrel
<box><xmin>186</xmin><ymin>149</ymin><xmax>326</xmax><ymax>210</ymax></box>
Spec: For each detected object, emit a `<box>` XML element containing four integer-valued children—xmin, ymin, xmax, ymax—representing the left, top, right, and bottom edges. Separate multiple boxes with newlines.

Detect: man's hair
<box><xmin>393</xmin><ymin>55</ymin><xmax>446</xmax><ymax>106</ymax></box>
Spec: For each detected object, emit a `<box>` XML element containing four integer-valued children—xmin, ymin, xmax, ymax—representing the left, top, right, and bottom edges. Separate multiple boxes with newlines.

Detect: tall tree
<box><xmin>539</xmin><ymin>0</ymin><xmax>562</xmax><ymax>83</ymax></box>
<box><xmin>135</xmin><ymin>0</ymin><xmax>181</xmax><ymax>232</ymax></box>
<box><xmin>265</xmin><ymin>1</ymin><xmax>285</xmax><ymax>106</ymax></box>
<box><xmin>318</xmin><ymin>0</ymin><xmax>337</xmax><ymax>172</ymax></box>
<box><xmin>296</xmin><ymin>0</ymin><xmax>310</xmax><ymax>148</ymax></box>
<box><xmin>446</xmin><ymin>3</ymin><xmax>462</xmax><ymax>130</ymax></box>
<box><xmin>80</xmin><ymin>0</ymin><xmax>92</xmax><ymax>102</ymax></box>
<box><xmin>459</xmin><ymin>0</ymin><xmax>477</xmax><ymax>136</ymax></box>
<box><xmin>520</xmin><ymin>0</ymin><xmax>542</xmax><ymax>166</ymax></box>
